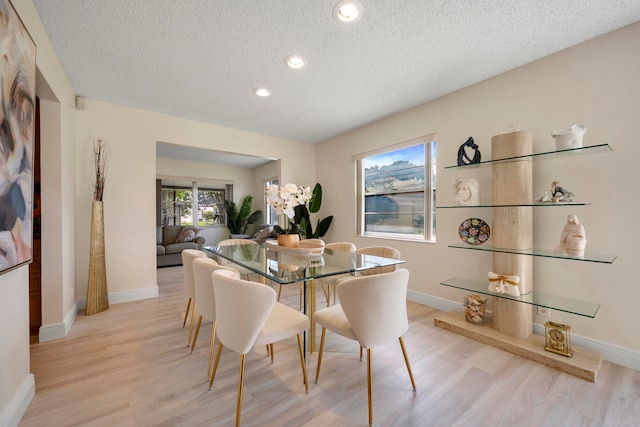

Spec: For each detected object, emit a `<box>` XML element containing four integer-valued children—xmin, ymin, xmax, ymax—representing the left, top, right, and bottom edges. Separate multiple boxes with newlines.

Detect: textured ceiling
<box><xmin>34</xmin><ymin>1</ymin><xmax>640</xmax><ymax>146</ymax></box>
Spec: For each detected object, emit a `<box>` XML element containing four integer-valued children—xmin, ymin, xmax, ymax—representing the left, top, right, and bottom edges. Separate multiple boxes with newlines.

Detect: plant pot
<box><xmin>277</xmin><ymin>234</ymin><xmax>299</xmax><ymax>248</ymax></box>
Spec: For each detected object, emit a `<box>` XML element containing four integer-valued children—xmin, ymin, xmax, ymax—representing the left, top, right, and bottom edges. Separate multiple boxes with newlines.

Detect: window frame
<box><xmin>160</xmin><ymin>184</ymin><xmax>226</xmax><ymax>227</ymax></box>
<box><xmin>263</xmin><ymin>178</ymin><xmax>279</xmax><ymax>226</ymax></box>
<box><xmin>353</xmin><ymin>134</ymin><xmax>437</xmax><ymax>243</ymax></box>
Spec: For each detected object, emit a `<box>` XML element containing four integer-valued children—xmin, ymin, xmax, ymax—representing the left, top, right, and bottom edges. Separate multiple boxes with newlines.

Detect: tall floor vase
<box><xmin>86</xmin><ymin>200</ymin><xmax>109</xmax><ymax>315</ymax></box>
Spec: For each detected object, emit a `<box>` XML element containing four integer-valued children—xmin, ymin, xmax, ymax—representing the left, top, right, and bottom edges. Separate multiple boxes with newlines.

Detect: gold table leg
<box><xmin>307</xmin><ymin>279</ymin><xmax>316</xmax><ymax>353</ymax></box>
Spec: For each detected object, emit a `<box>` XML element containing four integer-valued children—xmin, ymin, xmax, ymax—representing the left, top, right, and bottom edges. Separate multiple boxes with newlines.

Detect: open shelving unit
<box><xmin>440</xmin><ymin>277</ymin><xmax>600</xmax><ymax>318</ymax></box>
<box><xmin>445</xmin><ymin>243</ymin><xmax>616</xmax><ymax>264</ymax></box>
<box><xmin>442</xmin><ymin>143</ymin><xmax>612</xmax><ymax>169</ymax></box>
<box><xmin>435</xmin><ymin>136</ymin><xmax>614</xmax><ymax>382</ymax></box>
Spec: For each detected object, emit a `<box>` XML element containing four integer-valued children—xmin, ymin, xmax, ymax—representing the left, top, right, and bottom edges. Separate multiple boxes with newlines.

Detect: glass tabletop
<box><xmin>203</xmin><ymin>243</ymin><xmax>405</xmax><ymax>284</ymax></box>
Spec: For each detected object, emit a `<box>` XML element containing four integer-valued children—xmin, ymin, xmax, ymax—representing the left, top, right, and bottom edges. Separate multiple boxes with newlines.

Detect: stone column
<box><xmin>491</xmin><ymin>130</ymin><xmax>533</xmax><ymax>338</ymax></box>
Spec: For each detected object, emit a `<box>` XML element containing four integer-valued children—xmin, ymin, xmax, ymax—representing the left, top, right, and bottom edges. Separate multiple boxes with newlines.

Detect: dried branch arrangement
<box><xmin>93</xmin><ymin>137</ymin><xmax>109</xmax><ymax>201</ymax></box>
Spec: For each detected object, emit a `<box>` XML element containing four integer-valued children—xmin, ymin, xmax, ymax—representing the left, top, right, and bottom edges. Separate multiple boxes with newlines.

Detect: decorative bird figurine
<box><xmin>551</xmin><ymin>124</ymin><xmax>587</xmax><ymax>151</ymax></box>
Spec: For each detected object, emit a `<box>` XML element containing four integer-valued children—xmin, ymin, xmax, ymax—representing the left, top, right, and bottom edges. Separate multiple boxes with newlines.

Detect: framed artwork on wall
<box><xmin>0</xmin><ymin>0</ymin><xmax>36</xmax><ymax>274</ymax></box>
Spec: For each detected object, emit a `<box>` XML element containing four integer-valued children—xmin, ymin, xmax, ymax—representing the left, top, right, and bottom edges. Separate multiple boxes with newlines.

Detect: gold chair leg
<box><xmin>314</xmin><ymin>327</ymin><xmax>326</xmax><ymax>383</ymax></box>
<box><xmin>187</xmin><ymin>303</ymin><xmax>198</xmax><ymax>346</ymax></box>
<box><xmin>297</xmin><ymin>334</ymin><xmax>309</xmax><ymax>393</ymax></box>
<box><xmin>360</xmin><ymin>346</ymin><xmax>363</xmax><ymax>361</ymax></box>
<box><xmin>207</xmin><ymin>321</ymin><xmax>217</xmax><ymax>379</ymax></box>
<box><xmin>209</xmin><ymin>343</ymin><xmax>224</xmax><ymax>390</ymax></box>
<box><xmin>236</xmin><ymin>354</ymin><xmax>246</xmax><ymax>427</ymax></box>
<box><xmin>183</xmin><ymin>298</ymin><xmax>192</xmax><ymax>327</ymax></box>
<box><xmin>321</xmin><ymin>282</ymin><xmax>330</xmax><ymax>306</ymax></box>
<box><xmin>269</xmin><ymin>343</ymin><xmax>275</xmax><ymax>363</ymax></box>
<box><xmin>399</xmin><ymin>337</ymin><xmax>417</xmax><ymax>391</ymax></box>
<box><xmin>190</xmin><ymin>315</ymin><xmax>203</xmax><ymax>353</ymax></box>
<box><xmin>299</xmin><ymin>282</ymin><xmax>303</xmax><ymax>311</ymax></box>
<box><xmin>367</xmin><ymin>348</ymin><xmax>373</xmax><ymax>426</ymax></box>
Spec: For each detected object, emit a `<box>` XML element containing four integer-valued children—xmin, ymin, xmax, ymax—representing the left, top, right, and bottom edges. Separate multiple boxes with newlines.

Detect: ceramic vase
<box><xmin>551</xmin><ymin>124</ymin><xmax>587</xmax><ymax>151</ymax></box>
<box><xmin>86</xmin><ymin>201</ymin><xmax>109</xmax><ymax>315</ymax></box>
<box><xmin>463</xmin><ymin>294</ymin><xmax>487</xmax><ymax>326</ymax></box>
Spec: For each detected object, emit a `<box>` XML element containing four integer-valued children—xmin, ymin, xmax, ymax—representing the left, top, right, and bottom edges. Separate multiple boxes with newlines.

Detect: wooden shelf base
<box><xmin>434</xmin><ymin>311</ymin><xmax>603</xmax><ymax>382</ymax></box>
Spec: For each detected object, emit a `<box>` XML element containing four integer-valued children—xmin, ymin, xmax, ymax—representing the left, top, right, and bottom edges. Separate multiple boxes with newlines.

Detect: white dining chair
<box><xmin>181</xmin><ymin>249</ymin><xmax>207</xmax><ymax>347</ymax></box>
<box><xmin>319</xmin><ymin>242</ymin><xmax>357</xmax><ymax>306</ymax></box>
<box><xmin>209</xmin><ymin>269</ymin><xmax>310</xmax><ymax>427</ymax></box>
<box><xmin>354</xmin><ymin>245</ymin><xmax>401</xmax><ymax>276</ymax></box>
<box><xmin>314</xmin><ymin>268</ymin><xmax>416</xmax><ymax>426</ymax></box>
<box><xmin>330</xmin><ymin>245</ymin><xmax>401</xmax><ymax>309</ymax></box>
<box><xmin>275</xmin><ymin>238</ymin><xmax>326</xmax><ymax>310</ymax></box>
<box><xmin>190</xmin><ymin>257</ymin><xmax>240</xmax><ymax>379</ymax></box>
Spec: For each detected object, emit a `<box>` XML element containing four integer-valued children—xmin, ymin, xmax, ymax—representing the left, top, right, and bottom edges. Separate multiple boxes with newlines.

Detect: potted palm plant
<box><xmin>224</xmin><ymin>195</ymin><xmax>262</xmax><ymax>238</ymax></box>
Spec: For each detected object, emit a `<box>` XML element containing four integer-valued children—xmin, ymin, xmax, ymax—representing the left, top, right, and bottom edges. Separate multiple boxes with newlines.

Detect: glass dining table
<box><xmin>203</xmin><ymin>242</ymin><xmax>405</xmax><ymax>352</ymax></box>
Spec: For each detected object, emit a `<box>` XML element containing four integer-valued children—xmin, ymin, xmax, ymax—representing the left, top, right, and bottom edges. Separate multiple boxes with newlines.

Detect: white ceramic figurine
<box><xmin>554</xmin><ymin>214</ymin><xmax>587</xmax><ymax>256</ymax></box>
<box><xmin>551</xmin><ymin>124</ymin><xmax>587</xmax><ymax>151</ymax></box>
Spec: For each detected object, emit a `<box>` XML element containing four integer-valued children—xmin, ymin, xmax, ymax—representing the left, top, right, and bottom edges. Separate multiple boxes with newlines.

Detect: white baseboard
<box><xmin>0</xmin><ymin>374</ymin><xmax>34</xmax><ymax>427</ymax></box>
<box><xmin>39</xmin><ymin>301</ymin><xmax>77</xmax><ymax>342</ymax></box>
<box><xmin>77</xmin><ymin>286</ymin><xmax>159</xmax><ymax>309</ymax></box>
<box><xmin>407</xmin><ymin>289</ymin><xmax>640</xmax><ymax>372</ymax></box>
<box><xmin>408</xmin><ymin>289</ymin><xmax>464</xmax><ymax>314</ymax></box>
<box><xmin>40</xmin><ymin>286</ymin><xmax>159</xmax><ymax>342</ymax></box>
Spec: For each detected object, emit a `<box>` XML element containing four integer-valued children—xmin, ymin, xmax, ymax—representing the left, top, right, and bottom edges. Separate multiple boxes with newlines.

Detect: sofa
<box><xmin>157</xmin><ymin>225</ymin><xmax>206</xmax><ymax>267</ymax></box>
<box><xmin>248</xmin><ymin>224</ymin><xmax>278</xmax><ymax>243</ymax></box>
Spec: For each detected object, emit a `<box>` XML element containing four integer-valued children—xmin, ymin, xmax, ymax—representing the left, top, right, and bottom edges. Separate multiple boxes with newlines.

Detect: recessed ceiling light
<box><xmin>333</xmin><ymin>0</ymin><xmax>363</xmax><ymax>23</ymax></box>
<box><xmin>285</xmin><ymin>55</ymin><xmax>306</xmax><ymax>69</ymax></box>
<box><xmin>255</xmin><ymin>87</ymin><xmax>271</xmax><ymax>97</ymax></box>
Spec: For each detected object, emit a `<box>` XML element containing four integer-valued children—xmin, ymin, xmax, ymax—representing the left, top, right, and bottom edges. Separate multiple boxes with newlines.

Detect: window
<box><xmin>197</xmin><ymin>188</ymin><xmax>225</xmax><ymax>226</ymax></box>
<box><xmin>354</xmin><ymin>134</ymin><xmax>436</xmax><ymax>242</ymax></box>
<box><xmin>263</xmin><ymin>178</ymin><xmax>279</xmax><ymax>226</ymax></box>
<box><xmin>161</xmin><ymin>185</ymin><xmax>225</xmax><ymax>227</ymax></box>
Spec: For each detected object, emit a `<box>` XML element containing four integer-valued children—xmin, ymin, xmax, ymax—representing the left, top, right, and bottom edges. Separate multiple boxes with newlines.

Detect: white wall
<box><xmin>74</xmin><ymin>99</ymin><xmax>315</xmax><ymax>300</ymax></box>
<box><xmin>0</xmin><ymin>268</ymin><xmax>31</xmax><ymax>427</ymax></box>
<box><xmin>254</xmin><ymin>159</ymin><xmax>280</xmax><ymax>208</ymax></box>
<box><xmin>157</xmin><ymin>157</ymin><xmax>252</xmax><ymax>199</ymax></box>
<box><xmin>1</xmin><ymin>1</ymin><xmax>78</xmax><ymax>425</ymax></box>
<box><xmin>317</xmin><ymin>23</ymin><xmax>640</xmax><ymax>362</ymax></box>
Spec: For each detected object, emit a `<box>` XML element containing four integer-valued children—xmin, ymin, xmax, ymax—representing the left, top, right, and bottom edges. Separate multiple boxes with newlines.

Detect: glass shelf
<box><xmin>444</xmin><ymin>143</ymin><xmax>612</xmax><ymax>169</ymax></box>
<box><xmin>448</xmin><ymin>243</ymin><xmax>617</xmax><ymax>264</ymax></box>
<box><xmin>441</xmin><ymin>277</ymin><xmax>600</xmax><ymax>318</ymax></box>
<box><xmin>437</xmin><ymin>202</ymin><xmax>590</xmax><ymax>209</ymax></box>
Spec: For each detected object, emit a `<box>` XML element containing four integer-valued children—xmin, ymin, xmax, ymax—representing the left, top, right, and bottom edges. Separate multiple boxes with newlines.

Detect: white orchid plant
<box><xmin>265</xmin><ymin>183</ymin><xmax>311</xmax><ymax>234</ymax></box>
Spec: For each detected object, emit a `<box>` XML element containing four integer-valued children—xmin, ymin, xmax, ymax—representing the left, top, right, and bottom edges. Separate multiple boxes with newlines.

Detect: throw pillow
<box><xmin>183</xmin><ymin>230</ymin><xmax>196</xmax><ymax>242</ymax></box>
<box><xmin>252</xmin><ymin>226</ymin><xmax>273</xmax><ymax>240</ymax></box>
<box><xmin>175</xmin><ymin>227</ymin><xmax>199</xmax><ymax>243</ymax></box>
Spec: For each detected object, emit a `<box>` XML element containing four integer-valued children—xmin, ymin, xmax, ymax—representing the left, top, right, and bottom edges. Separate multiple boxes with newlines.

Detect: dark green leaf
<box><xmin>308</xmin><ymin>183</ymin><xmax>322</xmax><ymax>213</ymax></box>
<box><xmin>313</xmin><ymin>216</ymin><xmax>333</xmax><ymax>238</ymax></box>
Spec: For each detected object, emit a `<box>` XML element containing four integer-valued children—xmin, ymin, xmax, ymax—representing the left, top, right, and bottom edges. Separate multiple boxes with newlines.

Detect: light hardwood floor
<box><xmin>21</xmin><ymin>266</ymin><xmax>640</xmax><ymax>426</ymax></box>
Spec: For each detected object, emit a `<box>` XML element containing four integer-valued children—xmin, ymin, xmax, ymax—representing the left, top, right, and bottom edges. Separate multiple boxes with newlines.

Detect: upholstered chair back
<box><xmin>337</xmin><ymin>268</ymin><xmax>410</xmax><ymax>348</ymax></box>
